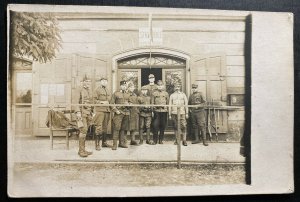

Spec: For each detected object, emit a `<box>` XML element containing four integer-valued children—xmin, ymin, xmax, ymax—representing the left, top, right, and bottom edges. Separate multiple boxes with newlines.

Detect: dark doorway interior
<box><xmin>141</xmin><ymin>68</ymin><xmax>162</xmax><ymax>86</ymax></box>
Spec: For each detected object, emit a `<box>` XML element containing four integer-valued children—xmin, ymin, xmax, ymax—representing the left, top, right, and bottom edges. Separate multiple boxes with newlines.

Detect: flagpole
<box><xmin>148</xmin><ymin>13</ymin><xmax>153</xmax><ymax>71</ymax></box>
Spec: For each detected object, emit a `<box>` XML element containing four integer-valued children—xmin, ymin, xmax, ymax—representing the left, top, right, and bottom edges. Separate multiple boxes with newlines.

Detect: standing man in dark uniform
<box><xmin>138</xmin><ymin>86</ymin><xmax>154</xmax><ymax>145</ymax></box>
<box><xmin>127</xmin><ymin>82</ymin><xmax>139</xmax><ymax>145</ymax></box>
<box><xmin>74</xmin><ymin>75</ymin><xmax>93</xmax><ymax>157</ymax></box>
<box><xmin>93</xmin><ymin>76</ymin><xmax>112</xmax><ymax>150</ymax></box>
<box><xmin>188</xmin><ymin>83</ymin><xmax>208</xmax><ymax>146</ymax></box>
<box><xmin>142</xmin><ymin>74</ymin><xmax>158</xmax><ymax>97</ymax></box>
<box><xmin>152</xmin><ymin>80</ymin><xmax>169</xmax><ymax>144</ymax></box>
<box><xmin>169</xmin><ymin>83</ymin><xmax>189</xmax><ymax>146</ymax></box>
<box><xmin>110</xmin><ymin>81</ymin><xmax>130</xmax><ymax>150</ymax></box>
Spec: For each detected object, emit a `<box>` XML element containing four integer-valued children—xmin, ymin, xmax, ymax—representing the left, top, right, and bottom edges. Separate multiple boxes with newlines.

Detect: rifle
<box><xmin>207</xmin><ymin>100</ymin><xmax>212</xmax><ymax>141</ymax></box>
<box><xmin>212</xmin><ymin>99</ymin><xmax>218</xmax><ymax>142</ymax></box>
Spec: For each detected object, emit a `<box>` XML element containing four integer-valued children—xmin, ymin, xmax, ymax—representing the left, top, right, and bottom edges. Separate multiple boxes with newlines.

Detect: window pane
<box><xmin>164</xmin><ymin>70</ymin><xmax>183</xmax><ymax>95</ymax></box>
<box><xmin>16</xmin><ymin>73</ymin><xmax>32</xmax><ymax>103</ymax></box>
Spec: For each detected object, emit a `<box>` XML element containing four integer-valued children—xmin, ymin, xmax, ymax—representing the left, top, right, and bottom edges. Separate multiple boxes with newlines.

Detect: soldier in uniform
<box><xmin>127</xmin><ymin>82</ymin><xmax>139</xmax><ymax>145</ymax></box>
<box><xmin>188</xmin><ymin>83</ymin><xmax>208</xmax><ymax>146</ymax></box>
<box><xmin>169</xmin><ymin>83</ymin><xmax>189</xmax><ymax>146</ymax></box>
<box><xmin>110</xmin><ymin>80</ymin><xmax>130</xmax><ymax>150</ymax></box>
<box><xmin>138</xmin><ymin>86</ymin><xmax>154</xmax><ymax>145</ymax></box>
<box><xmin>142</xmin><ymin>74</ymin><xmax>158</xmax><ymax>97</ymax></box>
<box><xmin>93</xmin><ymin>76</ymin><xmax>112</xmax><ymax>150</ymax></box>
<box><xmin>74</xmin><ymin>75</ymin><xmax>93</xmax><ymax>157</ymax></box>
<box><xmin>152</xmin><ymin>80</ymin><xmax>169</xmax><ymax>144</ymax></box>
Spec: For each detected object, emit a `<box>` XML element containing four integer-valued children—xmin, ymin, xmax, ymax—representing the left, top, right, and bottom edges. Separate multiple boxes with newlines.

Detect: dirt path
<box><xmin>13</xmin><ymin>162</ymin><xmax>246</xmax><ymax>187</ymax></box>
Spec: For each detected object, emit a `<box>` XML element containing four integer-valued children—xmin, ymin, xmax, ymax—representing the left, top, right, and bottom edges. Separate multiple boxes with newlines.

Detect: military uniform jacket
<box><xmin>110</xmin><ymin>90</ymin><xmax>130</xmax><ymax>115</ymax></box>
<box><xmin>152</xmin><ymin>90</ymin><xmax>169</xmax><ymax>112</ymax></box>
<box><xmin>169</xmin><ymin>91</ymin><xmax>188</xmax><ymax>115</ymax></box>
<box><xmin>74</xmin><ymin>86</ymin><xmax>93</xmax><ymax>115</ymax></box>
<box><xmin>142</xmin><ymin>83</ymin><xmax>158</xmax><ymax>97</ymax></box>
<box><xmin>138</xmin><ymin>95</ymin><xmax>152</xmax><ymax>117</ymax></box>
<box><xmin>93</xmin><ymin>86</ymin><xmax>111</xmax><ymax>113</ymax></box>
<box><xmin>188</xmin><ymin>92</ymin><xmax>206</xmax><ymax>112</ymax></box>
<box><xmin>128</xmin><ymin>92</ymin><xmax>139</xmax><ymax>115</ymax></box>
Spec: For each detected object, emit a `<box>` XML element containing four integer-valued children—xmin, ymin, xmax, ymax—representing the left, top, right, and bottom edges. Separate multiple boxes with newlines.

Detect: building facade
<box><xmin>11</xmin><ymin>10</ymin><xmax>248</xmax><ymax>141</ymax></box>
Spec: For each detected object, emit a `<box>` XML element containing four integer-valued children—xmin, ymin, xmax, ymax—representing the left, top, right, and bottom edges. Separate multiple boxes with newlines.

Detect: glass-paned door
<box><xmin>162</xmin><ymin>69</ymin><xmax>185</xmax><ymax>95</ymax></box>
<box><xmin>14</xmin><ymin>72</ymin><xmax>33</xmax><ymax>135</ymax></box>
<box><xmin>117</xmin><ymin>69</ymin><xmax>141</xmax><ymax>95</ymax></box>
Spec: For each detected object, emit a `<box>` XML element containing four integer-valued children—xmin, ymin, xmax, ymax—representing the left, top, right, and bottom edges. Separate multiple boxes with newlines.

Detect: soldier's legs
<box><xmin>172</xmin><ymin>114</ymin><xmax>179</xmax><ymax>144</ymax></box>
<box><xmin>180</xmin><ymin>114</ymin><xmax>187</xmax><ymax>146</ymax></box>
<box><xmin>78</xmin><ymin>116</ymin><xmax>92</xmax><ymax>157</ymax></box>
<box><xmin>152</xmin><ymin>113</ymin><xmax>160</xmax><ymax>144</ymax></box>
<box><xmin>93</xmin><ymin>112</ymin><xmax>105</xmax><ymax>150</ymax></box>
<box><xmin>199</xmin><ymin>110</ymin><xmax>208</xmax><ymax>146</ymax></box>
<box><xmin>158</xmin><ymin>112</ymin><xmax>167</xmax><ymax>144</ymax></box>
<box><xmin>130</xmin><ymin>130</ymin><xmax>139</xmax><ymax>145</ymax></box>
<box><xmin>112</xmin><ymin>114</ymin><xmax>123</xmax><ymax>150</ymax></box>
<box><xmin>102</xmin><ymin>112</ymin><xmax>112</xmax><ymax>147</ymax></box>
<box><xmin>191</xmin><ymin>112</ymin><xmax>201</xmax><ymax>144</ymax></box>
<box><xmin>139</xmin><ymin>116</ymin><xmax>145</xmax><ymax>144</ymax></box>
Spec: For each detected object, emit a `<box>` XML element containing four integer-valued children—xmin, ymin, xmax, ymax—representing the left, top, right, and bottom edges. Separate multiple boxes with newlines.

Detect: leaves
<box><xmin>10</xmin><ymin>12</ymin><xmax>62</xmax><ymax>63</ymax></box>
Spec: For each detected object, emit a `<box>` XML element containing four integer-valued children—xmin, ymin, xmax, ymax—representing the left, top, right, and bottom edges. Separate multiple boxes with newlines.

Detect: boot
<box><xmin>158</xmin><ymin>130</ymin><xmax>164</xmax><ymax>144</ymax></box>
<box><xmin>192</xmin><ymin>128</ymin><xmax>201</xmax><ymax>144</ymax></box>
<box><xmin>174</xmin><ymin>131</ymin><xmax>178</xmax><ymax>145</ymax></box>
<box><xmin>201</xmin><ymin>127</ymin><xmax>208</xmax><ymax>146</ymax></box>
<box><xmin>112</xmin><ymin>130</ymin><xmax>119</xmax><ymax>150</ymax></box>
<box><xmin>152</xmin><ymin>132</ymin><xmax>158</xmax><ymax>145</ymax></box>
<box><xmin>130</xmin><ymin>131</ymin><xmax>139</xmax><ymax>145</ymax></box>
<box><xmin>119</xmin><ymin>130</ymin><xmax>128</xmax><ymax>148</ymax></box>
<box><xmin>102</xmin><ymin>133</ymin><xmax>112</xmax><ymax>148</ymax></box>
<box><xmin>145</xmin><ymin>129</ymin><xmax>154</xmax><ymax>145</ymax></box>
<box><xmin>182</xmin><ymin>131</ymin><xmax>187</xmax><ymax>146</ymax></box>
<box><xmin>82</xmin><ymin>134</ymin><xmax>93</xmax><ymax>155</ymax></box>
<box><xmin>139</xmin><ymin>129</ymin><xmax>144</xmax><ymax>145</ymax></box>
<box><xmin>78</xmin><ymin>135</ymin><xmax>88</xmax><ymax>157</ymax></box>
<box><xmin>95</xmin><ymin>135</ymin><xmax>101</xmax><ymax>151</ymax></box>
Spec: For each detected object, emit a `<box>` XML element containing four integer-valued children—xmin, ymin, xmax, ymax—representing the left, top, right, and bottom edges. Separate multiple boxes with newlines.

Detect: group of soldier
<box><xmin>75</xmin><ymin>74</ymin><xmax>208</xmax><ymax>158</ymax></box>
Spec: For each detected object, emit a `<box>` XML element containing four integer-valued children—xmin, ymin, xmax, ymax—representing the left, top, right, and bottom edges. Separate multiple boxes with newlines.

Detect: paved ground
<box><xmin>12</xmin><ymin>136</ymin><xmax>245</xmax><ymax>163</ymax></box>
<box><xmin>8</xmin><ymin>137</ymin><xmax>247</xmax><ymax>197</ymax></box>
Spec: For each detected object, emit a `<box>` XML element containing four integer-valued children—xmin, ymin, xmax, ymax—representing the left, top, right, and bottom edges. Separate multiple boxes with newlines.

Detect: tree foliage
<box><xmin>10</xmin><ymin>12</ymin><xmax>62</xmax><ymax>63</ymax></box>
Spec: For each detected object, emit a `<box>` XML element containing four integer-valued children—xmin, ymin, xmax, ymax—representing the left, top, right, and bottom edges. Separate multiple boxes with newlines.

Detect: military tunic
<box><xmin>142</xmin><ymin>83</ymin><xmax>158</xmax><ymax>97</ymax></box>
<box><xmin>169</xmin><ymin>91</ymin><xmax>188</xmax><ymax>130</ymax></box>
<box><xmin>138</xmin><ymin>94</ymin><xmax>152</xmax><ymax>129</ymax></box>
<box><xmin>74</xmin><ymin>87</ymin><xmax>93</xmax><ymax>134</ymax></box>
<box><xmin>188</xmin><ymin>92</ymin><xmax>206</xmax><ymax>128</ymax></box>
<box><xmin>110</xmin><ymin>90</ymin><xmax>130</xmax><ymax>131</ymax></box>
<box><xmin>152</xmin><ymin>90</ymin><xmax>169</xmax><ymax>133</ymax></box>
<box><xmin>93</xmin><ymin>86</ymin><xmax>111</xmax><ymax>134</ymax></box>
<box><xmin>128</xmin><ymin>92</ymin><xmax>139</xmax><ymax>131</ymax></box>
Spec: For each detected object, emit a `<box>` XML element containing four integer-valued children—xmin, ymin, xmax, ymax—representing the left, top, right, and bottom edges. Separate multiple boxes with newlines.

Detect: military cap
<box><xmin>157</xmin><ymin>80</ymin><xmax>164</xmax><ymax>85</ymax></box>
<box><xmin>98</xmin><ymin>76</ymin><xmax>108</xmax><ymax>81</ymax></box>
<box><xmin>120</xmin><ymin>80</ymin><xmax>127</xmax><ymax>85</ymax></box>
<box><xmin>82</xmin><ymin>74</ymin><xmax>91</xmax><ymax>81</ymax></box>
<box><xmin>141</xmin><ymin>86</ymin><xmax>148</xmax><ymax>90</ymax></box>
<box><xmin>148</xmin><ymin>74</ymin><xmax>155</xmax><ymax>79</ymax></box>
<box><xmin>192</xmin><ymin>83</ymin><xmax>198</xmax><ymax>88</ymax></box>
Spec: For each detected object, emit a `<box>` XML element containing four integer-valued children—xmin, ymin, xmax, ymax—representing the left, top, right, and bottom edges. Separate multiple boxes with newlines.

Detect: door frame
<box><xmin>112</xmin><ymin>47</ymin><xmax>190</xmax><ymax>96</ymax></box>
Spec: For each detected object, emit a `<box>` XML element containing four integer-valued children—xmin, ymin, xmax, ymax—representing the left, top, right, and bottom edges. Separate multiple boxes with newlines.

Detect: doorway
<box><xmin>141</xmin><ymin>68</ymin><xmax>162</xmax><ymax>86</ymax></box>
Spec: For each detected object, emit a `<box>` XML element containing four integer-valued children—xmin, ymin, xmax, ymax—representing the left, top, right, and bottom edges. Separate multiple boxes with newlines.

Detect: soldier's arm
<box><xmin>93</xmin><ymin>88</ymin><xmax>99</xmax><ymax>104</ymax></box>
<box><xmin>151</xmin><ymin>93</ymin><xmax>155</xmax><ymax>111</ymax></box>
<box><xmin>110</xmin><ymin>93</ymin><xmax>117</xmax><ymax>112</ymax></box>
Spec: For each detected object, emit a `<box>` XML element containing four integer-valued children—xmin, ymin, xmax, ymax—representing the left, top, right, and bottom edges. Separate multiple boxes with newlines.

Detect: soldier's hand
<box><xmin>169</xmin><ymin>115</ymin><xmax>172</xmax><ymax>120</ymax></box>
<box><xmin>152</xmin><ymin>112</ymin><xmax>154</xmax><ymax>117</ymax></box>
<box><xmin>116</xmin><ymin>110</ymin><xmax>121</xmax><ymax>115</ymax></box>
<box><xmin>185</xmin><ymin>114</ymin><xmax>189</xmax><ymax>119</ymax></box>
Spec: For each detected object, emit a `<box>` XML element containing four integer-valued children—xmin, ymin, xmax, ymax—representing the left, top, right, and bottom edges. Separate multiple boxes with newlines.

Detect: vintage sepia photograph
<box><xmin>7</xmin><ymin>5</ymin><xmax>293</xmax><ymax>197</ymax></box>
